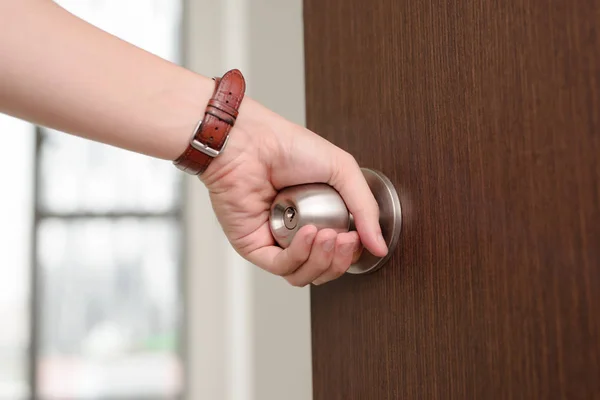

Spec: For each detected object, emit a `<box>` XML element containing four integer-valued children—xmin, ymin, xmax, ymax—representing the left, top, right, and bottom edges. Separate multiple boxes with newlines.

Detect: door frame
<box><xmin>182</xmin><ymin>1</ymin><xmax>312</xmax><ymax>399</ymax></box>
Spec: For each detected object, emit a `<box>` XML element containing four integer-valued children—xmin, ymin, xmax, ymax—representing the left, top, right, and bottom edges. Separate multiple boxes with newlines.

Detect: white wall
<box><xmin>183</xmin><ymin>1</ymin><xmax>312</xmax><ymax>399</ymax></box>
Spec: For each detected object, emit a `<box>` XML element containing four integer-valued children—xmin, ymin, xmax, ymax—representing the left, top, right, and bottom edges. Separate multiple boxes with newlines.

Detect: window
<box><xmin>1</xmin><ymin>1</ymin><xmax>185</xmax><ymax>398</ymax></box>
<box><xmin>35</xmin><ymin>131</ymin><xmax>184</xmax><ymax>399</ymax></box>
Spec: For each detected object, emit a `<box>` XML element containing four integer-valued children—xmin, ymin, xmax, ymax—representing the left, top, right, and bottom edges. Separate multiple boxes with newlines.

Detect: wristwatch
<box><xmin>173</xmin><ymin>69</ymin><xmax>246</xmax><ymax>175</ymax></box>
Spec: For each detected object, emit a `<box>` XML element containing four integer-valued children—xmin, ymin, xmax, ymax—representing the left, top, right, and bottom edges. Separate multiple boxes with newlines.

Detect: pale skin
<box><xmin>0</xmin><ymin>0</ymin><xmax>388</xmax><ymax>286</ymax></box>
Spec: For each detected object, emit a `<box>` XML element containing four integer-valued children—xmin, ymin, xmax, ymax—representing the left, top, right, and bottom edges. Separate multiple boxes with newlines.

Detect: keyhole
<box><xmin>283</xmin><ymin>207</ymin><xmax>298</xmax><ymax>229</ymax></box>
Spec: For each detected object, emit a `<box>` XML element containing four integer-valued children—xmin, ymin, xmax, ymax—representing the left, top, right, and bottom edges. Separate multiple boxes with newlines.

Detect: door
<box><xmin>304</xmin><ymin>1</ymin><xmax>600</xmax><ymax>399</ymax></box>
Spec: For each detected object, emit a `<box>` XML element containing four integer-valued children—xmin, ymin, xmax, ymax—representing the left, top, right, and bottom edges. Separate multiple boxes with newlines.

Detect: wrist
<box><xmin>160</xmin><ymin>72</ymin><xmax>214</xmax><ymax>160</ymax></box>
<box><xmin>171</xmin><ymin>69</ymin><xmax>247</xmax><ymax>175</ymax></box>
<box><xmin>200</xmin><ymin>97</ymin><xmax>282</xmax><ymax>187</ymax></box>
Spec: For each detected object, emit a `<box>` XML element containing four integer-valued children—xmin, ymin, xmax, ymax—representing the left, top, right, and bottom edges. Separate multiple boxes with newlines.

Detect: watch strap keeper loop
<box><xmin>173</xmin><ymin>69</ymin><xmax>246</xmax><ymax>175</ymax></box>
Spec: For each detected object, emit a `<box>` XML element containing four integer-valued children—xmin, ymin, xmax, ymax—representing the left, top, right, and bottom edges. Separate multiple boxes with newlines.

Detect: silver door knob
<box><xmin>269</xmin><ymin>168</ymin><xmax>402</xmax><ymax>274</ymax></box>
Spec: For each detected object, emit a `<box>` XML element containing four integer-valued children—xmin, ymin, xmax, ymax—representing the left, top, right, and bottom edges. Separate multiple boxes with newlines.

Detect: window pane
<box><xmin>0</xmin><ymin>115</ymin><xmax>34</xmax><ymax>399</ymax></box>
<box><xmin>39</xmin><ymin>129</ymin><xmax>181</xmax><ymax>213</ymax></box>
<box><xmin>37</xmin><ymin>218</ymin><xmax>182</xmax><ymax>399</ymax></box>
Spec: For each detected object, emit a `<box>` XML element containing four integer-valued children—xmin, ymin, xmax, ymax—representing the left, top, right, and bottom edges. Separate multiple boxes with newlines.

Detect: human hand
<box><xmin>201</xmin><ymin>98</ymin><xmax>388</xmax><ymax>286</ymax></box>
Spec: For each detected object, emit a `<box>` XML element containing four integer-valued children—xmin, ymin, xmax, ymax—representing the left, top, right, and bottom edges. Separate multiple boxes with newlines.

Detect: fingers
<box><xmin>330</xmin><ymin>152</ymin><xmax>388</xmax><ymax>257</ymax></box>
<box><xmin>312</xmin><ymin>231</ymin><xmax>360</xmax><ymax>285</ymax></box>
<box><xmin>246</xmin><ymin>225</ymin><xmax>317</xmax><ymax>276</ymax></box>
<box><xmin>284</xmin><ymin>229</ymin><xmax>338</xmax><ymax>287</ymax></box>
<box><xmin>248</xmin><ymin>226</ymin><xmax>360</xmax><ymax>287</ymax></box>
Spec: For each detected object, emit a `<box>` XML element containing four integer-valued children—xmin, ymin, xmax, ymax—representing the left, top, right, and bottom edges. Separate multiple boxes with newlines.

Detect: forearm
<box><xmin>0</xmin><ymin>0</ymin><xmax>212</xmax><ymax>160</ymax></box>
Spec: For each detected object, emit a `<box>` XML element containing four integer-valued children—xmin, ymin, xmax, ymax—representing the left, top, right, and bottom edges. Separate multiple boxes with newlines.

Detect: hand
<box><xmin>201</xmin><ymin>98</ymin><xmax>388</xmax><ymax>286</ymax></box>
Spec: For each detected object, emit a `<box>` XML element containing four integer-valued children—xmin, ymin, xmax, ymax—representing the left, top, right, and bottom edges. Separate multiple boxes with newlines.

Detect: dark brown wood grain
<box><xmin>304</xmin><ymin>0</ymin><xmax>600</xmax><ymax>398</ymax></box>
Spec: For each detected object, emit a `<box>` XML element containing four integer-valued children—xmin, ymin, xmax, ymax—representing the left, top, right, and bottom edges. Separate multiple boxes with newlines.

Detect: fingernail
<box><xmin>340</xmin><ymin>242</ymin><xmax>354</xmax><ymax>255</ymax></box>
<box><xmin>322</xmin><ymin>238</ymin><xmax>335</xmax><ymax>252</ymax></box>
<box><xmin>313</xmin><ymin>279</ymin><xmax>323</xmax><ymax>286</ymax></box>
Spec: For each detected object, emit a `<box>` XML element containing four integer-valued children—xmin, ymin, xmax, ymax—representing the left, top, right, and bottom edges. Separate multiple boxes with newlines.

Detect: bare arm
<box><xmin>0</xmin><ymin>0</ymin><xmax>388</xmax><ymax>286</ymax></box>
<box><xmin>0</xmin><ymin>0</ymin><xmax>208</xmax><ymax>159</ymax></box>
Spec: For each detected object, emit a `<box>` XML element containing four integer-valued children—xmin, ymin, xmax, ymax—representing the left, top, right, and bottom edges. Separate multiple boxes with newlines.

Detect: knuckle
<box><xmin>273</xmin><ymin>266</ymin><xmax>289</xmax><ymax>276</ymax></box>
<box><xmin>333</xmin><ymin>261</ymin><xmax>349</xmax><ymax>276</ymax></box>
<box><xmin>289</xmin><ymin>249</ymin><xmax>308</xmax><ymax>265</ymax></box>
<box><xmin>270</xmin><ymin>261</ymin><xmax>289</xmax><ymax>276</ymax></box>
<box><xmin>338</xmin><ymin>149</ymin><xmax>354</xmax><ymax>162</ymax></box>
<box><xmin>340</xmin><ymin>151</ymin><xmax>358</xmax><ymax>169</ymax></box>
<box><xmin>333</xmin><ymin>150</ymin><xmax>350</xmax><ymax>168</ymax></box>
<box><xmin>285</xmin><ymin>277</ymin><xmax>306</xmax><ymax>288</ymax></box>
<box><xmin>331</xmin><ymin>152</ymin><xmax>357</xmax><ymax>188</ymax></box>
<box><xmin>273</xmin><ymin>260</ymin><xmax>297</xmax><ymax>277</ymax></box>
<box><xmin>315</xmin><ymin>260</ymin><xmax>330</xmax><ymax>274</ymax></box>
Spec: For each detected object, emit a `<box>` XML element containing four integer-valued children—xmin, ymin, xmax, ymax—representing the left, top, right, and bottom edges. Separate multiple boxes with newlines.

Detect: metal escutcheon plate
<box><xmin>348</xmin><ymin>168</ymin><xmax>402</xmax><ymax>274</ymax></box>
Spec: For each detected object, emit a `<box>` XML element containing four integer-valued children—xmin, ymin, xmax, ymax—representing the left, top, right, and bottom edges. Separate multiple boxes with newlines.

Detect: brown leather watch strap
<box><xmin>174</xmin><ymin>69</ymin><xmax>246</xmax><ymax>175</ymax></box>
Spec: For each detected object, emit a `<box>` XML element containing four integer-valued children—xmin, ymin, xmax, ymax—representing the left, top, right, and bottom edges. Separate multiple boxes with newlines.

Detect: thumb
<box><xmin>329</xmin><ymin>152</ymin><xmax>388</xmax><ymax>257</ymax></box>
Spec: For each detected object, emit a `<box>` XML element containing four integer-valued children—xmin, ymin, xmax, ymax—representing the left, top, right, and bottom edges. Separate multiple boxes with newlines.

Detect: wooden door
<box><xmin>304</xmin><ymin>0</ymin><xmax>600</xmax><ymax>398</ymax></box>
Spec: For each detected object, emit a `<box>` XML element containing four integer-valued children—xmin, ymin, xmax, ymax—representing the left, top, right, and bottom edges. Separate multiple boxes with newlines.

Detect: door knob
<box><xmin>269</xmin><ymin>168</ymin><xmax>401</xmax><ymax>274</ymax></box>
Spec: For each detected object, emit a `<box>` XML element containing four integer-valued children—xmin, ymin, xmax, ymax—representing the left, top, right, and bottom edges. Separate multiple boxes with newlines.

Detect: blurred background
<box><xmin>0</xmin><ymin>1</ymin><xmax>311</xmax><ymax>399</ymax></box>
<box><xmin>1</xmin><ymin>1</ymin><xmax>184</xmax><ymax>398</ymax></box>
